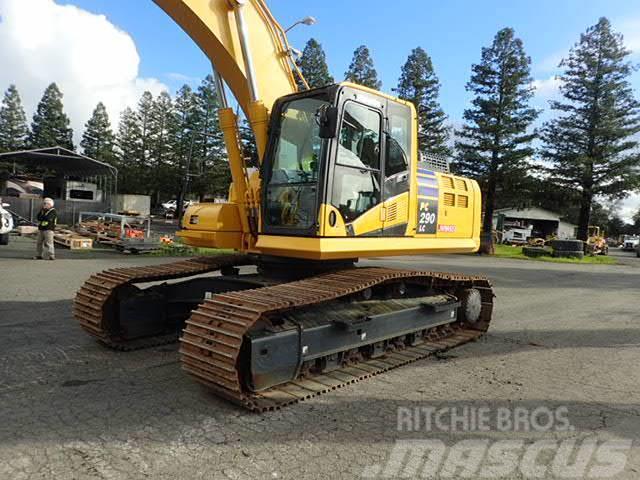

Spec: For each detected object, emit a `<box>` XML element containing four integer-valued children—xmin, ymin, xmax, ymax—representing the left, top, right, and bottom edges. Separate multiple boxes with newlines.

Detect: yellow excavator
<box><xmin>74</xmin><ymin>0</ymin><xmax>494</xmax><ymax>411</ymax></box>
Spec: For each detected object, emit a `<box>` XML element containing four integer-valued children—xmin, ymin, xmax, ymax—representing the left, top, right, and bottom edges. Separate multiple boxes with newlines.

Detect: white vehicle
<box><xmin>502</xmin><ymin>225</ymin><xmax>533</xmax><ymax>245</ymax></box>
<box><xmin>161</xmin><ymin>199</ymin><xmax>194</xmax><ymax>211</ymax></box>
<box><xmin>621</xmin><ymin>235</ymin><xmax>639</xmax><ymax>251</ymax></box>
<box><xmin>0</xmin><ymin>200</ymin><xmax>14</xmax><ymax>245</ymax></box>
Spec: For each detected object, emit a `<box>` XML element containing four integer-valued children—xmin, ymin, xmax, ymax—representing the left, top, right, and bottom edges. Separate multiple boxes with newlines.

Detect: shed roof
<box><xmin>0</xmin><ymin>146</ymin><xmax>117</xmax><ymax>177</ymax></box>
<box><xmin>494</xmin><ymin>206</ymin><xmax>575</xmax><ymax>225</ymax></box>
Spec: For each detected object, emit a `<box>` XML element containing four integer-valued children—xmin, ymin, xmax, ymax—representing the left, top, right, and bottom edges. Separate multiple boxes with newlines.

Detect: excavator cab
<box><xmin>262</xmin><ymin>83</ymin><xmax>412</xmax><ymax>239</ymax></box>
<box><xmin>251</xmin><ymin>82</ymin><xmax>482</xmax><ymax>259</ymax></box>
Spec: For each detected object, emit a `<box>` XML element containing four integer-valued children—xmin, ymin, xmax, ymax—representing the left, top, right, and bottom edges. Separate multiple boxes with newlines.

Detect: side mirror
<box><xmin>318</xmin><ymin>105</ymin><xmax>338</xmax><ymax>139</ymax></box>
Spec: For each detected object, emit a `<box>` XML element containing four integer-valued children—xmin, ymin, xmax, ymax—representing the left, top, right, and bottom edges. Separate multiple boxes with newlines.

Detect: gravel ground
<box><xmin>0</xmin><ymin>236</ymin><xmax>639</xmax><ymax>479</ymax></box>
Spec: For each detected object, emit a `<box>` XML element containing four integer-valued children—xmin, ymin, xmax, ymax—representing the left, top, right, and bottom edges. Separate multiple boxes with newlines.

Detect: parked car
<box><xmin>0</xmin><ymin>200</ymin><xmax>14</xmax><ymax>245</ymax></box>
<box><xmin>161</xmin><ymin>199</ymin><xmax>194</xmax><ymax>212</ymax></box>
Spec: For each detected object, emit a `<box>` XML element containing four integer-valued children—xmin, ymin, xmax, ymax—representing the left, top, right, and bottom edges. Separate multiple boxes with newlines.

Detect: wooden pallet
<box><xmin>53</xmin><ymin>232</ymin><xmax>93</xmax><ymax>250</ymax></box>
<box><xmin>18</xmin><ymin>226</ymin><xmax>38</xmax><ymax>236</ymax></box>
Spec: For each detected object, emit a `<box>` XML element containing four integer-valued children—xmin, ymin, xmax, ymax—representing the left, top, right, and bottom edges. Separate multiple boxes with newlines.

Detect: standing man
<box><xmin>34</xmin><ymin>197</ymin><xmax>57</xmax><ymax>260</ymax></box>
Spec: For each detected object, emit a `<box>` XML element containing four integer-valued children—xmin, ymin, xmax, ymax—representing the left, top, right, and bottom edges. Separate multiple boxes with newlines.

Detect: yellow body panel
<box><xmin>255</xmin><ymin>236</ymin><xmax>480</xmax><ymax>261</ymax></box>
<box><xmin>318</xmin><ymin>204</ymin><xmax>347</xmax><ymax>237</ymax></box>
<box><xmin>177</xmin><ymin>203</ymin><xmax>244</xmax><ymax>249</ymax></box>
<box><xmin>181</xmin><ymin>167</ymin><xmax>481</xmax><ymax>258</ymax></box>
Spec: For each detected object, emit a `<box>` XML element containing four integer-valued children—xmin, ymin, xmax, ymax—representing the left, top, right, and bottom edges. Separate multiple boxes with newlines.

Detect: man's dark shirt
<box><xmin>37</xmin><ymin>208</ymin><xmax>57</xmax><ymax>231</ymax></box>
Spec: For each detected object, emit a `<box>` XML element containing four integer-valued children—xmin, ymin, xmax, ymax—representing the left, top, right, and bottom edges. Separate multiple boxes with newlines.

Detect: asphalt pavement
<box><xmin>0</xmin><ymin>236</ymin><xmax>639</xmax><ymax>479</ymax></box>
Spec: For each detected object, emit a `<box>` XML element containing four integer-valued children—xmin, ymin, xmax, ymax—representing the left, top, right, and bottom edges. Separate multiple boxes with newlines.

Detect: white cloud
<box><xmin>619</xmin><ymin>17</ymin><xmax>640</xmax><ymax>55</ymax></box>
<box><xmin>0</xmin><ymin>0</ymin><xmax>168</xmax><ymax>145</ymax></box>
<box><xmin>532</xmin><ymin>76</ymin><xmax>563</xmax><ymax>101</ymax></box>
<box><xmin>536</xmin><ymin>51</ymin><xmax>565</xmax><ymax>74</ymax></box>
<box><xmin>165</xmin><ymin>72</ymin><xmax>199</xmax><ymax>84</ymax></box>
<box><xmin>619</xmin><ymin>193</ymin><xmax>640</xmax><ymax>223</ymax></box>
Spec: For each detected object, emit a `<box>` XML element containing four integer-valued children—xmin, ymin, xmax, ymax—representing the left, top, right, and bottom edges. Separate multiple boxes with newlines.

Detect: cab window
<box><xmin>265</xmin><ymin>96</ymin><xmax>328</xmax><ymax>230</ymax></box>
<box><xmin>383</xmin><ymin>104</ymin><xmax>411</xmax><ymax>200</ymax></box>
<box><xmin>332</xmin><ymin>101</ymin><xmax>382</xmax><ymax>222</ymax></box>
<box><xmin>337</xmin><ymin>102</ymin><xmax>381</xmax><ymax>171</ymax></box>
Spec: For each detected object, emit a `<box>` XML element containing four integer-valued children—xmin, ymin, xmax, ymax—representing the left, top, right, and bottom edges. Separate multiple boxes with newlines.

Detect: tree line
<box><xmin>0</xmin><ymin>76</ymin><xmax>255</xmax><ymax>205</ymax></box>
<box><xmin>1</xmin><ymin>17</ymin><xmax>639</xmax><ymax>241</ymax></box>
<box><xmin>301</xmin><ymin>18</ymin><xmax>640</xmax><ymax>243</ymax></box>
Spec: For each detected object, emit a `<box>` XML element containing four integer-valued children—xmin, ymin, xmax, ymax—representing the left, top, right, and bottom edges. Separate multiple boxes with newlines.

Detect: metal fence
<box><xmin>5</xmin><ymin>197</ymin><xmax>110</xmax><ymax>226</ymax></box>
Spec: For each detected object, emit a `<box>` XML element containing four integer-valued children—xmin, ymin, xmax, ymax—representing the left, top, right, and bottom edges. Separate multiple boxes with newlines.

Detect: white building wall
<box><xmin>557</xmin><ymin>221</ymin><xmax>577</xmax><ymax>239</ymax></box>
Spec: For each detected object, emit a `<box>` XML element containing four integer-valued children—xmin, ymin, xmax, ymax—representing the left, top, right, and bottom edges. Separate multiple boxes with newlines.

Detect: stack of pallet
<box><xmin>75</xmin><ymin>219</ymin><xmax>121</xmax><ymax>244</ymax></box>
<box><xmin>53</xmin><ymin>228</ymin><xmax>93</xmax><ymax>250</ymax></box>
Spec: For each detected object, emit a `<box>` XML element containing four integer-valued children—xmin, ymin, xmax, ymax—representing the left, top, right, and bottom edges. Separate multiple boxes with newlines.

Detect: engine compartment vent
<box><xmin>444</xmin><ymin>193</ymin><xmax>455</xmax><ymax>207</ymax></box>
<box><xmin>386</xmin><ymin>202</ymin><xmax>398</xmax><ymax>222</ymax></box>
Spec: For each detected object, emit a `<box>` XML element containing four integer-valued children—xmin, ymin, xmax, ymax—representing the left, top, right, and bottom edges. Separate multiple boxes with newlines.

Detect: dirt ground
<box><xmin>0</xmin><ymin>235</ymin><xmax>639</xmax><ymax>479</ymax></box>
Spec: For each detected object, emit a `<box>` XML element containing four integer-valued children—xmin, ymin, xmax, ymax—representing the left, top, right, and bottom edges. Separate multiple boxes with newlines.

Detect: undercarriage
<box><xmin>74</xmin><ymin>255</ymin><xmax>494</xmax><ymax>411</ymax></box>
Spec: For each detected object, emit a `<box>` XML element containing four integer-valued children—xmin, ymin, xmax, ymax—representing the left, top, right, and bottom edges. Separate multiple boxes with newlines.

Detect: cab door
<box><xmin>381</xmin><ymin>100</ymin><xmax>412</xmax><ymax>236</ymax></box>
<box><xmin>329</xmin><ymin>98</ymin><xmax>384</xmax><ymax>236</ymax></box>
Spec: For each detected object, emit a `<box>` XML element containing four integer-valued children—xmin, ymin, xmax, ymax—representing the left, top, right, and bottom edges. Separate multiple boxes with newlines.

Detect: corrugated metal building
<box><xmin>492</xmin><ymin>207</ymin><xmax>577</xmax><ymax>239</ymax></box>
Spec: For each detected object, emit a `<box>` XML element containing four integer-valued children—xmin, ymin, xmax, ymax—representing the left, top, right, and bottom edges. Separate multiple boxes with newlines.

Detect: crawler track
<box><xmin>74</xmin><ymin>258</ymin><xmax>494</xmax><ymax>411</ymax></box>
<box><xmin>181</xmin><ymin>267</ymin><xmax>494</xmax><ymax>412</ymax></box>
<box><xmin>73</xmin><ymin>254</ymin><xmax>252</xmax><ymax>349</ymax></box>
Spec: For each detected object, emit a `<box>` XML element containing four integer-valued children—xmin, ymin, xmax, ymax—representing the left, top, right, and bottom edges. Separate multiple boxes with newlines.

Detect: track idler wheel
<box><xmin>458</xmin><ymin>288</ymin><xmax>482</xmax><ymax>324</ymax></box>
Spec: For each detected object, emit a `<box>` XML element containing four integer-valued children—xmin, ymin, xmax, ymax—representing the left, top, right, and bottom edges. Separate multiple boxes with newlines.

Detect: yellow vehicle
<box><xmin>586</xmin><ymin>226</ymin><xmax>608</xmax><ymax>255</ymax></box>
<box><xmin>74</xmin><ymin>0</ymin><xmax>494</xmax><ymax>411</ymax></box>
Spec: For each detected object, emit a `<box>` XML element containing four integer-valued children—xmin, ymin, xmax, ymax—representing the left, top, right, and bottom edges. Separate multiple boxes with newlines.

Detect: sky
<box><xmin>0</xmin><ymin>0</ymin><xmax>639</xmax><ymax>220</ymax></box>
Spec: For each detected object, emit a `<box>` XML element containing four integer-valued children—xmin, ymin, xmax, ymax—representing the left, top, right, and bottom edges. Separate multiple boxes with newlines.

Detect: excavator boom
<box><xmin>154</xmin><ymin>0</ymin><xmax>299</xmax><ymax>120</ymax></box>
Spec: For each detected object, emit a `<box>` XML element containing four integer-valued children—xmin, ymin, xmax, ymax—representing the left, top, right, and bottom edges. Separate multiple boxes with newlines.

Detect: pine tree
<box><xmin>191</xmin><ymin>75</ymin><xmax>228</xmax><ymax>199</ymax></box>
<box><xmin>29</xmin><ymin>83</ymin><xmax>74</xmax><ymax>150</ymax></box>
<box><xmin>541</xmin><ymin>17</ymin><xmax>640</xmax><ymax>240</ymax></box>
<box><xmin>633</xmin><ymin>209</ymin><xmax>640</xmax><ymax>230</ymax></box>
<box><xmin>240</xmin><ymin>117</ymin><xmax>259</xmax><ymax>168</ymax></box>
<box><xmin>344</xmin><ymin>45</ymin><xmax>382</xmax><ymax>89</ymax></box>
<box><xmin>115</xmin><ymin>107</ymin><xmax>144</xmax><ymax>194</ymax></box>
<box><xmin>454</xmin><ymin>28</ymin><xmax>538</xmax><ymax>253</ymax></box>
<box><xmin>173</xmin><ymin>84</ymin><xmax>198</xmax><ymax>173</ymax></box>
<box><xmin>394</xmin><ymin>47</ymin><xmax>449</xmax><ymax>156</ymax></box>
<box><xmin>0</xmin><ymin>85</ymin><xmax>29</xmax><ymax>152</ymax></box>
<box><xmin>148</xmin><ymin>91</ymin><xmax>177</xmax><ymax>203</ymax></box>
<box><xmin>172</xmin><ymin>84</ymin><xmax>199</xmax><ymax>212</ymax></box>
<box><xmin>296</xmin><ymin>38</ymin><xmax>334</xmax><ymax>89</ymax></box>
<box><xmin>80</xmin><ymin>102</ymin><xmax>115</xmax><ymax>164</ymax></box>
